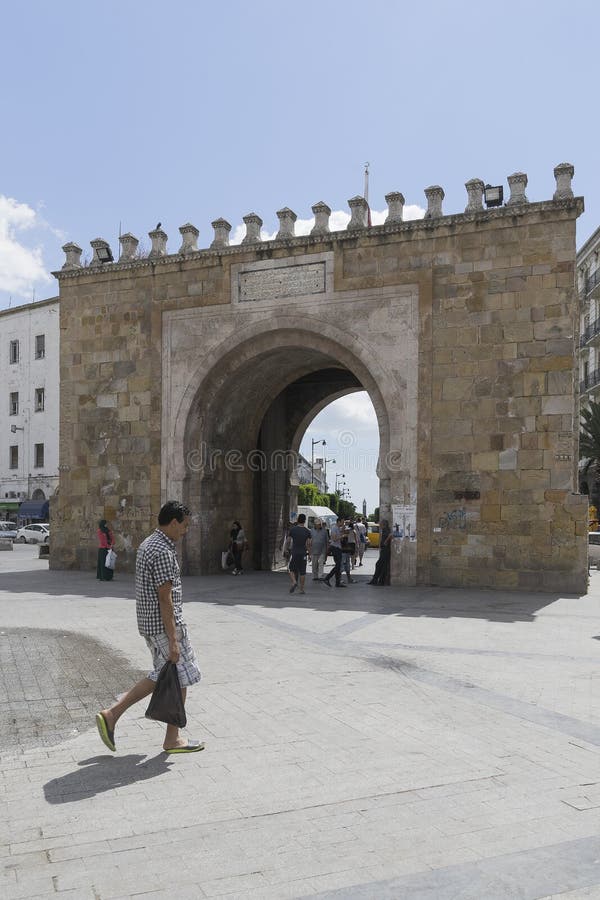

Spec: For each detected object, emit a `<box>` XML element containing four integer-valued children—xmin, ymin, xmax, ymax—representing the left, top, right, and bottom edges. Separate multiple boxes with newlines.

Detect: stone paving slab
<box><xmin>2</xmin><ymin>545</ymin><xmax>600</xmax><ymax>898</ymax></box>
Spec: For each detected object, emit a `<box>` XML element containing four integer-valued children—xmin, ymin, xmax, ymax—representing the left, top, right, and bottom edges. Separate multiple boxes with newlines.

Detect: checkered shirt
<box><xmin>135</xmin><ymin>529</ymin><xmax>185</xmax><ymax>636</ymax></box>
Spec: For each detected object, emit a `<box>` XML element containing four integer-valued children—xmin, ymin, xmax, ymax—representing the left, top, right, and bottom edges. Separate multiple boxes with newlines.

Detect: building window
<box><xmin>585</xmin><ymin>361</ymin><xmax>590</xmax><ymax>382</ymax></box>
<box><xmin>9</xmin><ymin>340</ymin><xmax>19</xmax><ymax>364</ymax></box>
<box><xmin>34</xmin><ymin>443</ymin><xmax>44</xmax><ymax>468</ymax></box>
<box><xmin>35</xmin><ymin>334</ymin><xmax>45</xmax><ymax>359</ymax></box>
<box><xmin>9</xmin><ymin>446</ymin><xmax>18</xmax><ymax>469</ymax></box>
<box><xmin>9</xmin><ymin>392</ymin><xmax>18</xmax><ymax>416</ymax></box>
<box><xmin>35</xmin><ymin>388</ymin><xmax>45</xmax><ymax>412</ymax></box>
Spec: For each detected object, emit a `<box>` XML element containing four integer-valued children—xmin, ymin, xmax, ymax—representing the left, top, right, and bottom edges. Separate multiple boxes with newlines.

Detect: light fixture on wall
<box><xmin>96</xmin><ymin>245</ymin><xmax>114</xmax><ymax>263</ymax></box>
<box><xmin>10</xmin><ymin>425</ymin><xmax>24</xmax><ymax>433</ymax></box>
<box><xmin>484</xmin><ymin>184</ymin><xmax>504</xmax><ymax>208</ymax></box>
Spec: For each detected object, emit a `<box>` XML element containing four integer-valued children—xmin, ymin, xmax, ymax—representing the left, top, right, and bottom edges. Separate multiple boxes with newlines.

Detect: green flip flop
<box><xmin>165</xmin><ymin>740</ymin><xmax>205</xmax><ymax>754</ymax></box>
<box><xmin>96</xmin><ymin>713</ymin><xmax>116</xmax><ymax>752</ymax></box>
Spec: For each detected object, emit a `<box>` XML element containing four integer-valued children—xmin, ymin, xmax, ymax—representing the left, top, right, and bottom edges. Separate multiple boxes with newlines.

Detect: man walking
<box><xmin>287</xmin><ymin>513</ymin><xmax>312</xmax><ymax>594</ymax></box>
<box><xmin>310</xmin><ymin>518</ymin><xmax>328</xmax><ymax>581</ymax></box>
<box><xmin>323</xmin><ymin>516</ymin><xmax>345</xmax><ymax>588</ymax></box>
<box><xmin>96</xmin><ymin>500</ymin><xmax>204</xmax><ymax>754</ymax></box>
<box><xmin>356</xmin><ymin>517</ymin><xmax>367</xmax><ymax>567</ymax></box>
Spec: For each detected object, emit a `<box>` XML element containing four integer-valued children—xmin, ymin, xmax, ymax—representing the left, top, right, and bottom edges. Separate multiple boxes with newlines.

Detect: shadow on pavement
<box><xmin>185</xmin><ymin>571</ymin><xmax>577</xmax><ymax>624</ymax></box>
<box><xmin>0</xmin><ymin>564</ymin><xmax>585</xmax><ymax>623</ymax></box>
<box><xmin>0</xmin><ymin>567</ymin><xmax>135</xmax><ymax>599</ymax></box>
<box><xmin>43</xmin><ymin>753</ymin><xmax>173</xmax><ymax>803</ymax></box>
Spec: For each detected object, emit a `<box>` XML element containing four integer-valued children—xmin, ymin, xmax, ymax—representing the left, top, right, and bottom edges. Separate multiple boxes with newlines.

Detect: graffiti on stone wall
<box><xmin>439</xmin><ymin>507</ymin><xmax>467</xmax><ymax>530</ymax></box>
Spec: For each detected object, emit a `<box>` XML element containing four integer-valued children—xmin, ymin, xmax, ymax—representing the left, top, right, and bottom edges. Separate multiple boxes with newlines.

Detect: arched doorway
<box><xmin>166</xmin><ymin>317</ymin><xmax>416</xmax><ymax>579</ymax></box>
<box><xmin>297</xmin><ymin>390</ymin><xmax>380</xmax><ymax>517</ymax></box>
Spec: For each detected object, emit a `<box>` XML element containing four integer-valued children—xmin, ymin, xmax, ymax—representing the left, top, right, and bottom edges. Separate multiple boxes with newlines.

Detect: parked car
<box><xmin>15</xmin><ymin>523</ymin><xmax>50</xmax><ymax>544</ymax></box>
<box><xmin>0</xmin><ymin>522</ymin><xmax>17</xmax><ymax>541</ymax></box>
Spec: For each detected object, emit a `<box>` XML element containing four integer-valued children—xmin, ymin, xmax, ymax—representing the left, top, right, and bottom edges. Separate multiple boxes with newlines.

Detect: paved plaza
<box><xmin>2</xmin><ymin>544</ymin><xmax>600</xmax><ymax>899</ymax></box>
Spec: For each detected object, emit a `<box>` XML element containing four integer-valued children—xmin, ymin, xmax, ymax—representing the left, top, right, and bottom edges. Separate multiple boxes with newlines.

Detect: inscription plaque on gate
<box><xmin>238</xmin><ymin>262</ymin><xmax>326</xmax><ymax>303</ymax></box>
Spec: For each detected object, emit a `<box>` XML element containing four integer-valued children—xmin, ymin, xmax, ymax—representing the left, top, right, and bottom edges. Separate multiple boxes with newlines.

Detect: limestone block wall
<box><xmin>52</xmin><ymin>166</ymin><xmax>588</xmax><ymax>592</ymax></box>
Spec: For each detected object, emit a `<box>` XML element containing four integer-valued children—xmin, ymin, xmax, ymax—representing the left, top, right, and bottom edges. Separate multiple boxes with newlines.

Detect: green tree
<box><xmin>580</xmin><ymin>402</ymin><xmax>600</xmax><ymax>506</ymax></box>
<box><xmin>372</xmin><ymin>507</ymin><xmax>380</xmax><ymax>523</ymax></box>
<box><xmin>297</xmin><ymin>483</ymin><xmax>330</xmax><ymax>507</ymax></box>
<box><xmin>580</xmin><ymin>401</ymin><xmax>600</xmax><ymax>465</ymax></box>
<box><xmin>337</xmin><ymin>498</ymin><xmax>356</xmax><ymax>519</ymax></box>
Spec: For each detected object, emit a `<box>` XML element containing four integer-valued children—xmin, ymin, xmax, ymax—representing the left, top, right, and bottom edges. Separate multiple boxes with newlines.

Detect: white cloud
<box><xmin>0</xmin><ymin>195</ymin><xmax>52</xmax><ymax>297</ymax></box>
<box><xmin>326</xmin><ymin>392</ymin><xmax>377</xmax><ymax>425</ymax></box>
<box><xmin>230</xmin><ymin>205</ymin><xmax>425</xmax><ymax>244</ymax></box>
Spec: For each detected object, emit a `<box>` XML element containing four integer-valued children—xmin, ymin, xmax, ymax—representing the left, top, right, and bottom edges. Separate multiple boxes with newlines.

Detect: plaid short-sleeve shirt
<box><xmin>135</xmin><ymin>529</ymin><xmax>185</xmax><ymax>636</ymax></box>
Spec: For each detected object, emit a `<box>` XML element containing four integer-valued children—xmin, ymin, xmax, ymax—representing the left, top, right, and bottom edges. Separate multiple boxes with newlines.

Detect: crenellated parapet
<box><xmin>56</xmin><ymin>163</ymin><xmax>579</xmax><ymax>274</ymax></box>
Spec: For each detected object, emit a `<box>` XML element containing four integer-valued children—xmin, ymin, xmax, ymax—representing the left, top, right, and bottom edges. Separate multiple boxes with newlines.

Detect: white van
<box><xmin>296</xmin><ymin>506</ymin><xmax>338</xmax><ymax>530</ymax></box>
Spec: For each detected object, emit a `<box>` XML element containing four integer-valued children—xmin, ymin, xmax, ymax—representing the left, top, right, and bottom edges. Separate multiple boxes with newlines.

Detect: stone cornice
<box><xmin>52</xmin><ymin>198</ymin><xmax>584</xmax><ymax>281</ymax></box>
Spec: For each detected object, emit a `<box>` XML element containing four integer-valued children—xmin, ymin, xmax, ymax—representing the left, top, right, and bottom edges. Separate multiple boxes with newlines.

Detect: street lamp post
<box><xmin>311</xmin><ymin>438</ymin><xmax>326</xmax><ymax>484</ymax></box>
<box><xmin>323</xmin><ymin>458</ymin><xmax>335</xmax><ymax>492</ymax></box>
<box><xmin>335</xmin><ymin>473</ymin><xmax>346</xmax><ymax>492</ymax></box>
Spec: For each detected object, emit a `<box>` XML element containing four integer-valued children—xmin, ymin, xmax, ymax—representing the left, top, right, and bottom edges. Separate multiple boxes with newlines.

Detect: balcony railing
<box><xmin>586</xmin><ymin>269</ymin><xmax>600</xmax><ymax>296</ymax></box>
<box><xmin>580</xmin><ymin>368</ymin><xmax>600</xmax><ymax>393</ymax></box>
<box><xmin>580</xmin><ymin>318</ymin><xmax>600</xmax><ymax>346</ymax></box>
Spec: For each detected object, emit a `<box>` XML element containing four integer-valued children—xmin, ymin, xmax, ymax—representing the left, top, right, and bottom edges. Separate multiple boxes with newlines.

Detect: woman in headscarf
<box><xmin>97</xmin><ymin>519</ymin><xmax>115</xmax><ymax>581</ymax></box>
<box><xmin>229</xmin><ymin>520</ymin><xmax>246</xmax><ymax>575</ymax></box>
<box><xmin>368</xmin><ymin>519</ymin><xmax>392</xmax><ymax>586</ymax></box>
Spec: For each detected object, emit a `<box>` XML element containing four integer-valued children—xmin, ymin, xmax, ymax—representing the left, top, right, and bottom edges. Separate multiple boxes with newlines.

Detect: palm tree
<box><xmin>580</xmin><ymin>401</ymin><xmax>600</xmax><ymax>463</ymax></box>
<box><xmin>580</xmin><ymin>401</ymin><xmax>600</xmax><ymax>508</ymax></box>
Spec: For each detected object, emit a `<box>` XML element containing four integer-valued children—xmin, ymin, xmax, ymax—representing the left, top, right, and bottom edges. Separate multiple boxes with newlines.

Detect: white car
<box><xmin>15</xmin><ymin>523</ymin><xmax>50</xmax><ymax>544</ymax></box>
<box><xmin>0</xmin><ymin>522</ymin><xmax>18</xmax><ymax>540</ymax></box>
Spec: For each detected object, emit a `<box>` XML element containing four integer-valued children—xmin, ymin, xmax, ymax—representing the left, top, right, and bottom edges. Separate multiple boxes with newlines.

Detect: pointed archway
<box><xmin>164</xmin><ymin>314</ymin><xmax>414</xmax><ymax>576</ymax></box>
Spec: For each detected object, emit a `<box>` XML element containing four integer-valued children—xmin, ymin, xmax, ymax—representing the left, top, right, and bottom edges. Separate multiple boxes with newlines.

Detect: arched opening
<box><xmin>176</xmin><ymin>326</ymin><xmax>400</xmax><ymax>575</ymax></box>
<box><xmin>31</xmin><ymin>489</ymin><xmax>46</xmax><ymax>501</ymax></box>
<box><xmin>297</xmin><ymin>391</ymin><xmax>380</xmax><ymax>518</ymax></box>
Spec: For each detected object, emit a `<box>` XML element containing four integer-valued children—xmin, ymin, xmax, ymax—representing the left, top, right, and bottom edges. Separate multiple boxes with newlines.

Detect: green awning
<box><xmin>0</xmin><ymin>501</ymin><xmax>20</xmax><ymax>510</ymax></box>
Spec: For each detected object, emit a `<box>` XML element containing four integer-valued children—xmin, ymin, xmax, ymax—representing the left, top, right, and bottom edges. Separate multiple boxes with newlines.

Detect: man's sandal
<box><xmin>164</xmin><ymin>740</ymin><xmax>205</xmax><ymax>754</ymax></box>
<box><xmin>95</xmin><ymin>712</ymin><xmax>116</xmax><ymax>752</ymax></box>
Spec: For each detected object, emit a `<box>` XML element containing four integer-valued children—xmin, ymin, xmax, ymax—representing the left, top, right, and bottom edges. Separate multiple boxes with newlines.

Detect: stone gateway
<box><xmin>52</xmin><ymin>165</ymin><xmax>588</xmax><ymax>592</ymax></box>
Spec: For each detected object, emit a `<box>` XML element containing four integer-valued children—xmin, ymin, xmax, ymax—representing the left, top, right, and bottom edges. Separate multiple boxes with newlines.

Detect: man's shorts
<box><xmin>143</xmin><ymin>624</ymin><xmax>201</xmax><ymax>688</ymax></box>
<box><xmin>289</xmin><ymin>553</ymin><xmax>307</xmax><ymax>576</ymax></box>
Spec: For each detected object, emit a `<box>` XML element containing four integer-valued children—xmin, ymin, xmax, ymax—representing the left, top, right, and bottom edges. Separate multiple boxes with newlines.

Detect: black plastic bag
<box><xmin>145</xmin><ymin>661</ymin><xmax>187</xmax><ymax>728</ymax></box>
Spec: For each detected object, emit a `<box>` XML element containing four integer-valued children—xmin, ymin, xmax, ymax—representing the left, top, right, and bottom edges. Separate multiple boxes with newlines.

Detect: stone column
<box><xmin>424</xmin><ymin>185</ymin><xmax>444</xmax><ymax>219</ymax></box>
<box><xmin>242</xmin><ymin>213</ymin><xmax>263</xmax><ymax>244</ymax></box>
<box><xmin>90</xmin><ymin>238</ymin><xmax>113</xmax><ymax>265</ymax></box>
<box><xmin>464</xmin><ymin>178</ymin><xmax>485</xmax><ymax>213</ymax></box>
<box><xmin>148</xmin><ymin>228</ymin><xmax>168</xmax><ymax>257</ymax></box>
<box><xmin>211</xmin><ymin>218</ymin><xmax>231</xmax><ymax>248</ymax></box>
<box><xmin>119</xmin><ymin>232</ymin><xmax>139</xmax><ymax>261</ymax></box>
<box><xmin>553</xmin><ymin>162</ymin><xmax>574</xmax><ymax>200</ymax></box>
<box><xmin>276</xmin><ymin>207</ymin><xmax>297</xmax><ymax>240</ymax></box>
<box><xmin>178</xmin><ymin>223</ymin><xmax>199</xmax><ymax>254</ymax></box>
<box><xmin>61</xmin><ymin>242</ymin><xmax>82</xmax><ymax>269</ymax></box>
<box><xmin>385</xmin><ymin>191</ymin><xmax>405</xmax><ymax>223</ymax></box>
<box><xmin>507</xmin><ymin>172</ymin><xmax>528</xmax><ymax>206</ymax></box>
<box><xmin>347</xmin><ymin>196</ymin><xmax>369</xmax><ymax>230</ymax></box>
<box><xmin>311</xmin><ymin>201</ymin><xmax>331</xmax><ymax>235</ymax></box>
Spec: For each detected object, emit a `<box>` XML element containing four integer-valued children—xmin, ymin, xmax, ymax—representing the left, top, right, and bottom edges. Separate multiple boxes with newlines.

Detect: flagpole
<box><xmin>364</xmin><ymin>162</ymin><xmax>371</xmax><ymax>227</ymax></box>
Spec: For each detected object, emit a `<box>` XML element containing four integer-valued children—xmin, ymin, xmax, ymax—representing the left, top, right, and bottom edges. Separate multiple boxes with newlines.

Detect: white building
<box><xmin>296</xmin><ymin>453</ymin><xmax>328</xmax><ymax>494</ymax></box>
<box><xmin>579</xmin><ymin>225</ymin><xmax>600</xmax><ymax>405</ymax></box>
<box><xmin>0</xmin><ymin>297</ymin><xmax>59</xmax><ymax>520</ymax></box>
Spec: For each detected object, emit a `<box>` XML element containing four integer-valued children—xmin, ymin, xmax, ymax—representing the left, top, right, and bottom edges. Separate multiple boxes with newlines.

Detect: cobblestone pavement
<box><xmin>0</xmin><ymin>627</ymin><xmax>144</xmax><ymax>752</ymax></box>
<box><xmin>2</xmin><ymin>544</ymin><xmax>600</xmax><ymax>898</ymax></box>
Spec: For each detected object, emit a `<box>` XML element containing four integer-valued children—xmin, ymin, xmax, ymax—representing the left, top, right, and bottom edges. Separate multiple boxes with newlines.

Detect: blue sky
<box><xmin>1</xmin><ymin>0</ymin><xmax>597</xmax><ymax>509</ymax></box>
